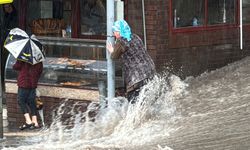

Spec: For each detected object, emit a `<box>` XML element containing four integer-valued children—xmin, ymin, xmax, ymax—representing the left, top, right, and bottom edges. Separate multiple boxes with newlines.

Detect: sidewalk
<box><xmin>2</xmin><ymin>104</ymin><xmax>43</xmax><ymax>133</ymax></box>
<box><xmin>1</xmin><ymin>106</ymin><xmax>42</xmax><ymax>148</ymax></box>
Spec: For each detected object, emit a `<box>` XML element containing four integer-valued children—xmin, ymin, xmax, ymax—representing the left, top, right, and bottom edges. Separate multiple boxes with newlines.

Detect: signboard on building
<box><xmin>0</xmin><ymin>0</ymin><xmax>13</xmax><ymax>4</ymax></box>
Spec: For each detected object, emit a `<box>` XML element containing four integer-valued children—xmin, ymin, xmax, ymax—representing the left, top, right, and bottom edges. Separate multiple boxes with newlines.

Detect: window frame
<box><xmin>20</xmin><ymin>0</ymin><xmax>127</xmax><ymax>40</ymax></box>
<box><xmin>75</xmin><ymin>0</ymin><xmax>127</xmax><ymax>40</ymax></box>
<box><xmin>169</xmin><ymin>0</ymin><xmax>240</xmax><ymax>33</ymax></box>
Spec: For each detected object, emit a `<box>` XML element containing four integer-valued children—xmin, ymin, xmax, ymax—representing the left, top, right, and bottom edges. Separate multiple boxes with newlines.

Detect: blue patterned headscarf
<box><xmin>112</xmin><ymin>20</ymin><xmax>132</xmax><ymax>41</ymax></box>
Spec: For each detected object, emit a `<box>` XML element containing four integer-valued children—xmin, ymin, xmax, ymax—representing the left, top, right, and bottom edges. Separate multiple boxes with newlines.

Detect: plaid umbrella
<box><xmin>4</xmin><ymin>28</ymin><xmax>45</xmax><ymax>65</ymax></box>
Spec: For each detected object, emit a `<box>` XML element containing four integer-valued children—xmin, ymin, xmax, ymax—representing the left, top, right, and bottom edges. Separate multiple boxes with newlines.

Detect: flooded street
<box><xmin>2</xmin><ymin>56</ymin><xmax>250</xmax><ymax>150</ymax></box>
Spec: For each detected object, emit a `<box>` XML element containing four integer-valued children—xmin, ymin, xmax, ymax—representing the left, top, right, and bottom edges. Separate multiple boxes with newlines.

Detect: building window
<box><xmin>80</xmin><ymin>0</ymin><xmax>106</xmax><ymax>36</ymax></box>
<box><xmin>172</xmin><ymin>0</ymin><xmax>237</xmax><ymax>29</ymax></box>
<box><xmin>173</xmin><ymin>0</ymin><xmax>205</xmax><ymax>28</ymax></box>
<box><xmin>243</xmin><ymin>0</ymin><xmax>250</xmax><ymax>24</ymax></box>
<box><xmin>25</xmin><ymin>0</ymin><xmax>125</xmax><ymax>39</ymax></box>
<box><xmin>26</xmin><ymin>0</ymin><xmax>71</xmax><ymax>37</ymax></box>
<box><xmin>208</xmin><ymin>0</ymin><xmax>236</xmax><ymax>25</ymax></box>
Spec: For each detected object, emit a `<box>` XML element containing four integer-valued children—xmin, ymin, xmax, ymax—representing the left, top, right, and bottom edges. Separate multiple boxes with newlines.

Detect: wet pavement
<box><xmin>0</xmin><ymin>105</ymin><xmax>40</xmax><ymax>149</ymax></box>
<box><xmin>1</xmin><ymin>124</ymin><xmax>43</xmax><ymax>149</ymax></box>
<box><xmin>1</xmin><ymin>57</ymin><xmax>250</xmax><ymax>150</ymax></box>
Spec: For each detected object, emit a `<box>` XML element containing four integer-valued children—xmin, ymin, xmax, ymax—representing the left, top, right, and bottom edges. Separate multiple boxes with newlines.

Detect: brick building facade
<box><xmin>4</xmin><ymin>0</ymin><xmax>250</xmax><ymax>129</ymax></box>
<box><xmin>126</xmin><ymin>0</ymin><xmax>250</xmax><ymax>78</ymax></box>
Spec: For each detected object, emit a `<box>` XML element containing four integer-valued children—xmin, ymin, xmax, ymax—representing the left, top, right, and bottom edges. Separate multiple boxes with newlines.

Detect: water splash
<box><xmin>3</xmin><ymin>73</ymin><xmax>187</xmax><ymax>150</ymax></box>
<box><xmin>3</xmin><ymin>57</ymin><xmax>250</xmax><ymax>149</ymax></box>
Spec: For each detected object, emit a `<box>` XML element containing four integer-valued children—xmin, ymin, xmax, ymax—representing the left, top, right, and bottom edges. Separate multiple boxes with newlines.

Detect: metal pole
<box><xmin>240</xmin><ymin>0</ymin><xmax>243</xmax><ymax>50</ymax></box>
<box><xmin>98</xmin><ymin>80</ymin><xmax>107</xmax><ymax>108</ymax></box>
<box><xmin>0</xmin><ymin>33</ymin><xmax>3</xmax><ymax>139</ymax></box>
<box><xmin>142</xmin><ymin>0</ymin><xmax>147</xmax><ymax>49</ymax></box>
<box><xmin>106</xmin><ymin>0</ymin><xmax>115</xmax><ymax>100</ymax></box>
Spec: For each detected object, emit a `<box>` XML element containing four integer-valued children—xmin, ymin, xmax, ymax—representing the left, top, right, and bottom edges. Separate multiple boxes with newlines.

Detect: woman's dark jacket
<box><xmin>3</xmin><ymin>5</ymin><xmax>18</xmax><ymax>40</ymax></box>
<box><xmin>112</xmin><ymin>34</ymin><xmax>156</xmax><ymax>92</ymax></box>
<box><xmin>13</xmin><ymin>61</ymin><xmax>43</xmax><ymax>89</ymax></box>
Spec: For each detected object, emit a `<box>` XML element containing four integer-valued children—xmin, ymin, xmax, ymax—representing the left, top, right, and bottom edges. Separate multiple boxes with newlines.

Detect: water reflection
<box><xmin>2</xmin><ymin>57</ymin><xmax>250</xmax><ymax>150</ymax></box>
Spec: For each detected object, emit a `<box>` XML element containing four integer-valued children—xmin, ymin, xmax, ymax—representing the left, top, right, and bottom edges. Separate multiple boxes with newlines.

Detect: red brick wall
<box><xmin>124</xmin><ymin>0</ymin><xmax>170</xmax><ymax>65</ymax></box>
<box><xmin>126</xmin><ymin>0</ymin><xmax>144</xmax><ymax>39</ymax></box>
<box><xmin>127</xmin><ymin>0</ymin><xmax>250</xmax><ymax>78</ymax></box>
<box><xmin>127</xmin><ymin>0</ymin><xmax>168</xmax><ymax>69</ymax></box>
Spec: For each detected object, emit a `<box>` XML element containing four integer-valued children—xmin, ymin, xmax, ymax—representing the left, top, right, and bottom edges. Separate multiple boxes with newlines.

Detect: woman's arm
<box><xmin>107</xmin><ymin>40</ymin><xmax>126</xmax><ymax>59</ymax></box>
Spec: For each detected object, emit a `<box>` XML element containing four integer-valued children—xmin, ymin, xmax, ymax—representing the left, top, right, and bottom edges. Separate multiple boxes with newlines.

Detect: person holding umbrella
<box><xmin>13</xmin><ymin>60</ymin><xmax>43</xmax><ymax>130</ymax></box>
<box><xmin>4</xmin><ymin>28</ymin><xmax>45</xmax><ymax>129</ymax></box>
<box><xmin>107</xmin><ymin>20</ymin><xmax>156</xmax><ymax>103</ymax></box>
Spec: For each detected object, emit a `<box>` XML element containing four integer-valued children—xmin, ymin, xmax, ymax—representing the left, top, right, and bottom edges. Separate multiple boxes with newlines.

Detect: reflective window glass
<box><xmin>172</xmin><ymin>0</ymin><xmax>237</xmax><ymax>29</ymax></box>
<box><xmin>172</xmin><ymin>0</ymin><xmax>205</xmax><ymax>28</ymax></box>
<box><xmin>243</xmin><ymin>0</ymin><xmax>250</xmax><ymax>24</ymax></box>
<box><xmin>26</xmin><ymin>0</ymin><xmax>71</xmax><ymax>37</ymax></box>
<box><xmin>80</xmin><ymin>0</ymin><xmax>106</xmax><ymax>36</ymax></box>
<box><xmin>208</xmin><ymin>0</ymin><xmax>236</xmax><ymax>25</ymax></box>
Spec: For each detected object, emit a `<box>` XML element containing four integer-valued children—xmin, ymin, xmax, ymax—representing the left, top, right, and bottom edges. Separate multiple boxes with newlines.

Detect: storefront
<box><xmin>2</xmin><ymin>0</ymin><xmax>126</xmax><ymax>128</ymax></box>
<box><xmin>2</xmin><ymin>0</ymin><xmax>250</xmax><ymax>128</ymax></box>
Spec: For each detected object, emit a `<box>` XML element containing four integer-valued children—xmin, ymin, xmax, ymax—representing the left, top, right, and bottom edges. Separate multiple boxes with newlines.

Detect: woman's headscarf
<box><xmin>112</xmin><ymin>20</ymin><xmax>132</xmax><ymax>41</ymax></box>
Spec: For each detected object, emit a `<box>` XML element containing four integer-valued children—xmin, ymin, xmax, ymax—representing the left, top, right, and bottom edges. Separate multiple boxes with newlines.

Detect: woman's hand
<box><xmin>107</xmin><ymin>41</ymin><xmax>114</xmax><ymax>53</ymax></box>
